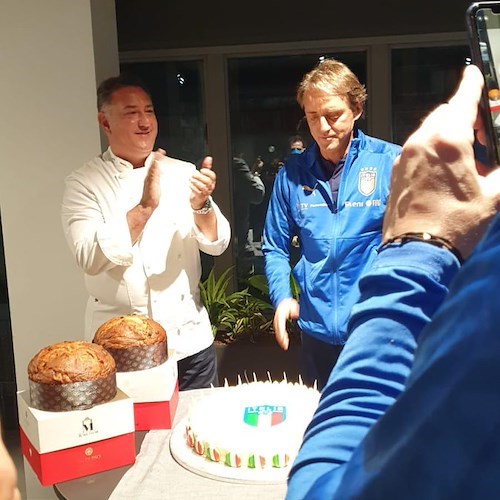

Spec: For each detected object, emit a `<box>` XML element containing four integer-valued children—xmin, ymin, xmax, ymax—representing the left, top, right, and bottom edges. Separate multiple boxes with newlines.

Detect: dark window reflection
<box><xmin>121</xmin><ymin>61</ymin><xmax>206</xmax><ymax>165</ymax></box>
<box><xmin>120</xmin><ymin>61</ymin><xmax>213</xmax><ymax>279</ymax></box>
<box><xmin>391</xmin><ymin>45</ymin><xmax>469</xmax><ymax>145</ymax></box>
<box><xmin>228</xmin><ymin>52</ymin><xmax>367</xmax><ymax>285</ymax></box>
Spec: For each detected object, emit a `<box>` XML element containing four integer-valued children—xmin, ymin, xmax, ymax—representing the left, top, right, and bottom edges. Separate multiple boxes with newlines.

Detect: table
<box><xmin>54</xmin><ymin>388</ymin><xmax>287</xmax><ymax>500</ymax></box>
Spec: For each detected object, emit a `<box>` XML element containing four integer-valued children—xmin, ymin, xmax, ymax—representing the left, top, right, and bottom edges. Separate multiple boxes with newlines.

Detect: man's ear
<box><xmin>98</xmin><ymin>111</ymin><xmax>111</xmax><ymax>134</ymax></box>
<box><xmin>353</xmin><ymin>105</ymin><xmax>363</xmax><ymax>122</ymax></box>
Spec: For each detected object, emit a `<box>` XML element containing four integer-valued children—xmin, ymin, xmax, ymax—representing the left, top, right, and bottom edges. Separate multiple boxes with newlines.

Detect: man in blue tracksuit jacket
<box><xmin>262</xmin><ymin>58</ymin><xmax>401</xmax><ymax>389</ymax></box>
<box><xmin>286</xmin><ymin>65</ymin><xmax>500</xmax><ymax>499</ymax></box>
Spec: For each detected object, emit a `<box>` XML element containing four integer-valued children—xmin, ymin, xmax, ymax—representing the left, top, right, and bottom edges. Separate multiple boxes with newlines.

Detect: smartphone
<box><xmin>466</xmin><ymin>2</ymin><xmax>500</xmax><ymax>166</ymax></box>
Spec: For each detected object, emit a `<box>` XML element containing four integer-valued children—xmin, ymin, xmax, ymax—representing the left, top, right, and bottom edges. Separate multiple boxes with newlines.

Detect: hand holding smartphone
<box><xmin>467</xmin><ymin>1</ymin><xmax>500</xmax><ymax>166</ymax></box>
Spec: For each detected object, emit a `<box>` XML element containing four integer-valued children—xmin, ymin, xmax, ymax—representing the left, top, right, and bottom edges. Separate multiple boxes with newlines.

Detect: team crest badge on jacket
<box><xmin>358</xmin><ymin>167</ymin><xmax>377</xmax><ymax>196</ymax></box>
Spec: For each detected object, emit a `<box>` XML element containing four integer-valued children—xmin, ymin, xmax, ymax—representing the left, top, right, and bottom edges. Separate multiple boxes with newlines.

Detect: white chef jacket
<box><xmin>61</xmin><ymin>148</ymin><xmax>231</xmax><ymax>360</ymax></box>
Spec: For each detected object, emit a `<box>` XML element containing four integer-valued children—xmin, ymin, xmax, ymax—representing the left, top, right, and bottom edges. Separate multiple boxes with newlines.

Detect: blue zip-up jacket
<box><xmin>287</xmin><ymin>214</ymin><xmax>500</xmax><ymax>499</ymax></box>
<box><xmin>262</xmin><ymin>129</ymin><xmax>402</xmax><ymax>344</ymax></box>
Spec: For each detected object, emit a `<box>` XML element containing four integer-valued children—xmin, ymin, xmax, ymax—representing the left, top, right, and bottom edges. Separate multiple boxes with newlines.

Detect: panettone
<box><xmin>93</xmin><ymin>315</ymin><xmax>168</xmax><ymax>372</ymax></box>
<box><xmin>28</xmin><ymin>341</ymin><xmax>117</xmax><ymax>411</ymax></box>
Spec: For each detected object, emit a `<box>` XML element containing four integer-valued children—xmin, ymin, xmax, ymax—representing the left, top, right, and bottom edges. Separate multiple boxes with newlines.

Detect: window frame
<box><xmin>120</xmin><ymin>31</ymin><xmax>467</xmax><ymax>283</ymax></box>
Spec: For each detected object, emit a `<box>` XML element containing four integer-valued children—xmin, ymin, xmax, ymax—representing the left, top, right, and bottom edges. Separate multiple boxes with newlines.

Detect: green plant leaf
<box><xmin>247</xmin><ymin>274</ymin><xmax>270</xmax><ymax>295</ymax></box>
<box><xmin>200</xmin><ymin>267</ymin><xmax>276</xmax><ymax>341</ymax></box>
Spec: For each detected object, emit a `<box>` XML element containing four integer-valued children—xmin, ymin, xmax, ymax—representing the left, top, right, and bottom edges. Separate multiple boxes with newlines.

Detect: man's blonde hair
<box><xmin>296</xmin><ymin>58</ymin><xmax>367</xmax><ymax>112</ymax></box>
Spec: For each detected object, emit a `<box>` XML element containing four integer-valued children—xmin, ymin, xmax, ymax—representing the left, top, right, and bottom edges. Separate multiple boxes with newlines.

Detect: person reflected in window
<box><xmin>288</xmin><ymin>134</ymin><xmax>305</xmax><ymax>156</ymax></box>
<box><xmin>61</xmin><ymin>74</ymin><xmax>231</xmax><ymax>391</ymax></box>
<box><xmin>263</xmin><ymin>58</ymin><xmax>402</xmax><ymax>390</ymax></box>
<box><xmin>232</xmin><ymin>150</ymin><xmax>265</xmax><ymax>283</ymax></box>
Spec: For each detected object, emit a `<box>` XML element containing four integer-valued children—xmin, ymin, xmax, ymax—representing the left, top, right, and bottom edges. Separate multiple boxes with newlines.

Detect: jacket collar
<box><xmin>303</xmin><ymin>128</ymin><xmax>364</xmax><ymax>177</ymax></box>
<box><xmin>103</xmin><ymin>147</ymin><xmax>155</xmax><ymax>172</ymax></box>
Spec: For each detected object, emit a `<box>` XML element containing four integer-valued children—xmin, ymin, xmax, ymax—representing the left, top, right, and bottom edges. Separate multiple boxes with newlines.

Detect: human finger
<box><xmin>153</xmin><ymin>148</ymin><xmax>166</xmax><ymax>162</ymax></box>
<box><xmin>198</xmin><ymin>168</ymin><xmax>216</xmax><ymax>183</ymax></box>
<box><xmin>190</xmin><ymin>174</ymin><xmax>214</xmax><ymax>195</ymax></box>
<box><xmin>141</xmin><ymin>161</ymin><xmax>161</xmax><ymax>210</ymax></box>
<box><xmin>447</xmin><ymin>64</ymin><xmax>483</xmax><ymax>128</ymax></box>
<box><xmin>412</xmin><ymin>65</ymin><xmax>482</xmax><ymax>149</ymax></box>
<box><xmin>201</xmin><ymin>156</ymin><xmax>213</xmax><ymax>170</ymax></box>
<box><xmin>276</xmin><ymin>326</ymin><xmax>290</xmax><ymax>350</ymax></box>
<box><xmin>273</xmin><ymin>306</ymin><xmax>290</xmax><ymax>351</ymax></box>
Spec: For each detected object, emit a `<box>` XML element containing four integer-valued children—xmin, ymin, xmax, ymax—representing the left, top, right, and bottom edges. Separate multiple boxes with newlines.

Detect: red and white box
<box><xmin>116</xmin><ymin>354</ymin><xmax>179</xmax><ymax>431</ymax></box>
<box><xmin>17</xmin><ymin>388</ymin><xmax>135</xmax><ymax>486</ymax></box>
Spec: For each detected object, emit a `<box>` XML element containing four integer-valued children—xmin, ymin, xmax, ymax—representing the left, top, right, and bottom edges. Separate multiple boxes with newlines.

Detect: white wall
<box><xmin>0</xmin><ymin>1</ymin><xmax>118</xmax><ymax>497</ymax></box>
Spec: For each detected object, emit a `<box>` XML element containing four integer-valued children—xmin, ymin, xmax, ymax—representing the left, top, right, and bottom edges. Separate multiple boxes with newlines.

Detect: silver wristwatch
<box><xmin>193</xmin><ymin>198</ymin><xmax>212</xmax><ymax>215</ymax></box>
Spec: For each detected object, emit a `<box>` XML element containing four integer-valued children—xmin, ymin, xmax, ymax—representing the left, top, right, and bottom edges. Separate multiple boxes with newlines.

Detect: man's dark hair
<box><xmin>289</xmin><ymin>134</ymin><xmax>304</xmax><ymax>146</ymax></box>
<box><xmin>96</xmin><ymin>73</ymin><xmax>152</xmax><ymax>111</ymax></box>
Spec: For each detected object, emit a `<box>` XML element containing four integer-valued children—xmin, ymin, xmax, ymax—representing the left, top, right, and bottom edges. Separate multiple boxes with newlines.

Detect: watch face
<box><xmin>194</xmin><ymin>198</ymin><xmax>212</xmax><ymax>214</ymax></box>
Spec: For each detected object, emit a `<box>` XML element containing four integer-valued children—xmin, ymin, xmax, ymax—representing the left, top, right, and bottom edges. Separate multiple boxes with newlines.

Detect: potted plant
<box><xmin>199</xmin><ymin>268</ymin><xmax>303</xmax><ymax>384</ymax></box>
<box><xmin>199</xmin><ymin>267</ymin><xmax>273</xmax><ymax>344</ymax></box>
<box><xmin>247</xmin><ymin>273</ymin><xmax>302</xmax><ymax>344</ymax></box>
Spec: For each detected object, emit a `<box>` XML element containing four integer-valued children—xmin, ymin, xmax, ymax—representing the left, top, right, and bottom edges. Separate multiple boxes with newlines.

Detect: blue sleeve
<box><xmin>333</xmin><ymin>216</ymin><xmax>500</xmax><ymax>498</ymax></box>
<box><xmin>286</xmin><ymin>241</ymin><xmax>461</xmax><ymax>499</ymax></box>
<box><xmin>262</xmin><ymin>167</ymin><xmax>294</xmax><ymax>307</ymax></box>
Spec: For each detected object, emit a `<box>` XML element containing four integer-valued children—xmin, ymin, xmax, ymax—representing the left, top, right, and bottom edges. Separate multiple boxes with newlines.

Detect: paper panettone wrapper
<box><xmin>105</xmin><ymin>340</ymin><xmax>168</xmax><ymax>372</ymax></box>
<box><xmin>29</xmin><ymin>372</ymin><xmax>117</xmax><ymax>412</ymax></box>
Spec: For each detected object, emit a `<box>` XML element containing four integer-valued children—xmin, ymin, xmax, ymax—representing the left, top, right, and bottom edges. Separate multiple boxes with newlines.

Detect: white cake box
<box><xmin>17</xmin><ymin>388</ymin><xmax>136</xmax><ymax>485</ymax></box>
<box><xmin>115</xmin><ymin>354</ymin><xmax>179</xmax><ymax>430</ymax></box>
<box><xmin>17</xmin><ymin>388</ymin><xmax>135</xmax><ymax>453</ymax></box>
<box><xmin>116</xmin><ymin>353</ymin><xmax>177</xmax><ymax>403</ymax></box>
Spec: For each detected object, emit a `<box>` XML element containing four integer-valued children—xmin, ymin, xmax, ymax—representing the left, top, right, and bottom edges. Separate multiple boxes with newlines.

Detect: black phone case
<box><xmin>466</xmin><ymin>2</ymin><xmax>500</xmax><ymax>166</ymax></box>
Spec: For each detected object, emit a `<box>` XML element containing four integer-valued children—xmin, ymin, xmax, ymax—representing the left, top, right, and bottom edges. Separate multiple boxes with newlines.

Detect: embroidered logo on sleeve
<box><xmin>358</xmin><ymin>167</ymin><xmax>377</xmax><ymax>196</ymax></box>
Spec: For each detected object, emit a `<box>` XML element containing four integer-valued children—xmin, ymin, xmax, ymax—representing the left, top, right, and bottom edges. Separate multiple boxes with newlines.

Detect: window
<box><xmin>227</xmin><ymin>52</ymin><xmax>367</xmax><ymax>284</ymax></box>
<box><xmin>121</xmin><ymin>60</ymin><xmax>206</xmax><ymax>165</ymax></box>
<box><xmin>119</xmin><ymin>38</ymin><xmax>469</xmax><ymax>289</ymax></box>
<box><xmin>391</xmin><ymin>45</ymin><xmax>469</xmax><ymax>145</ymax></box>
<box><xmin>120</xmin><ymin>60</ymin><xmax>215</xmax><ymax>278</ymax></box>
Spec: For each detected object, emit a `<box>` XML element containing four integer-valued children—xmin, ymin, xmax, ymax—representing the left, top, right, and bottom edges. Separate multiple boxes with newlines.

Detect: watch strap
<box><xmin>193</xmin><ymin>198</ymin><xmax>212</xmax><ymax>215</ymax></box>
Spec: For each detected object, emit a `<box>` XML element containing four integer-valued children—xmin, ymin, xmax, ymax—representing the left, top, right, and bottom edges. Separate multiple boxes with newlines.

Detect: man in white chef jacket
<box><xmin>61</xmin><ymin>74</ymin><xmax>231</xmax><ymax>390</ymax></box>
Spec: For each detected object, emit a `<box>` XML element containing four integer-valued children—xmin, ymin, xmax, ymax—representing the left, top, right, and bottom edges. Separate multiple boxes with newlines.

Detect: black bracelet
<box><xmin>379</xmin><ymin>232</ymin><xmax>464</xmax><ymax>264</ymax></box>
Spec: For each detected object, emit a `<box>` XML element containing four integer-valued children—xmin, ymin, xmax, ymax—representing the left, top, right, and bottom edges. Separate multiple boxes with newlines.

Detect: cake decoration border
<box><xmin>170</xmin><ymin>416</ymin><xmax>289</xmax><ymax>484</ymax></box>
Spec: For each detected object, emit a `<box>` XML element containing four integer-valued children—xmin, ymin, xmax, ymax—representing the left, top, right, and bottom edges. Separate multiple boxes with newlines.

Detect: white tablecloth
<box><xmin>108</xmin><ymin>389</ymin><xmax>287</xmax><ymax>500</ymax></box>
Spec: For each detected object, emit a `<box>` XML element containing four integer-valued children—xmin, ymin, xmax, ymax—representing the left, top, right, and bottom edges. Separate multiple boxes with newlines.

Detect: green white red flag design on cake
<box><xmin>243</xmin><ymin>405</ymin><xmax>286</xmax><ymax>427</ymax></box>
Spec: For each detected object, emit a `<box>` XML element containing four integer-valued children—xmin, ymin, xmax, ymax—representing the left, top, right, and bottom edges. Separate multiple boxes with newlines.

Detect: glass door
<box><xmin>227</xmin><ymin>51</ymin><xmax>367</xmax><ymax>287</ymax></box>
<box><xmin>391</xmin><ymin>45</ymin><xmax>469</xmax><ymax>144</ymax></box>
<box><xmin>119</xmin><ymin>60</ymin><xmax>215</xmax><ymax>278</ymax></box>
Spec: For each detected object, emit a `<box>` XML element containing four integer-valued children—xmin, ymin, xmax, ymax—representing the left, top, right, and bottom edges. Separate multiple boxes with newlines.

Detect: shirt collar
<box><xmin>103</xmin><ymin>147</ymin><xmax>155</xmax><ymax>172</ymax></box>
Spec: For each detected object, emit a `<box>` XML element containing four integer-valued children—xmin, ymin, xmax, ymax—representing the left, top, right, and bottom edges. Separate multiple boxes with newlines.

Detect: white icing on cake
<box><xmin>185</xmin><ymin>380</ymin><xmax>320</xmax><ymax>468</ymax></box>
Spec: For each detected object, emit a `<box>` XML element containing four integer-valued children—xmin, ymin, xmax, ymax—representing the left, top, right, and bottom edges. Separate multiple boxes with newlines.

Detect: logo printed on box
<box><xmin>19</xmin><ymin>427</ymin><xmax>135</xmax><ymax>486</ymax></box>
<box><xmin>17</xmin><ymin>388</ymin><xmax>134</xmax><ymax>456</ymax></box>
<box><xmin>80</xmin><ymin>417</ymin><xmax>98</xmax><ymax>438</ymax></box>
<box><xmin>84</xmin><ymin>446</ymin><xmax>102</xmax><ymax>462</ymax></box>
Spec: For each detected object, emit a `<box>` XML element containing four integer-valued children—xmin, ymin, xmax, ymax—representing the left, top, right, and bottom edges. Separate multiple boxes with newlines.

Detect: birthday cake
<box><xmin>185</xmin><ymin>380</ymin><xmax>320</xmax><ymax>469</ymax></box>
